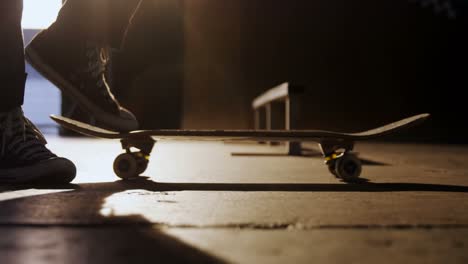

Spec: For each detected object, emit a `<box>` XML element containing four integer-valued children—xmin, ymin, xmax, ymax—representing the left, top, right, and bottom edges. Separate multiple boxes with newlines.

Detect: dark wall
<box><xmin>182</xmin><ymin>1</ymin><xmax>247</xmax><ymax>129</ymax></box>
<box><xmin>109</xmin><ymin>0</ymin><xmax>467</xmax><ymax>142</ymax></box>
<box><xmin>112</xmin><ymin>0</ymin><xmax>185</xmax><ymax>129</ymax></box>
<box><xmin>239</xmin><ymin>0</ymin><xmax>467</xmax><ymax>141</ymax></box>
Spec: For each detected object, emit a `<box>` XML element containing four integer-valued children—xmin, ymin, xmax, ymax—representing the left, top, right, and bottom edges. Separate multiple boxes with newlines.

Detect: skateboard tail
<box><xmin>50</xmin><ymin>115</ymin><xmax>122</xmax><ymax>138</ymax></box>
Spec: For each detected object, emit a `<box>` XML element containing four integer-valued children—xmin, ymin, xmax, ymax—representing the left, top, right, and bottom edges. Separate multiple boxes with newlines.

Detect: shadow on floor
<box><xmin>0</xmin><ymin>178</ymin><xmax>467</xmax><ymax>263</ymax></box>
<box><xmin>0</xmin><ymin>225</ymin><xmax>222</xmax><ymax>264</ymax></box>
<box><xmin>103</xmin><ymin>179</ymin><xmax>468</xmax><ymax>192</ymax></box>
<box><xmin>2</xmin><ymin>178</ymin><xmax>468</xmax><ymax>194</ymax></box>
<box><xmin>0</xmin><ymin>180</ymin><xmax>227</xmax><ymax>264</ymax></box>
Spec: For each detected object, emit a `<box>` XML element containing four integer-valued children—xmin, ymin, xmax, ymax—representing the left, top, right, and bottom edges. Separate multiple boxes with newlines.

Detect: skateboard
<box><xmin>51</xmin><ymin>113</ymin><xmax>430</xmax><ymax>182</ymax></box>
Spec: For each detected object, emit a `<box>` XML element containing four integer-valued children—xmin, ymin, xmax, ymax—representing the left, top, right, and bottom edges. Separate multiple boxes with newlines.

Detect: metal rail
<box><xmin>251</xmin><ymin>82</ymin><xmax>304</xmax><ymax>155</ymax></box>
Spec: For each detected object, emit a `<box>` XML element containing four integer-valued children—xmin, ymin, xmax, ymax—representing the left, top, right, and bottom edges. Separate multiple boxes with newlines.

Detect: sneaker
<box><xmin>0</xmin><ymin>108</ymin><xmax>76</xmax><ymax>184</ymax></box>
<box><xmin>25</xmin><ymin>28</ymin><xmax>139</xmax><ymax>132</ymax></box>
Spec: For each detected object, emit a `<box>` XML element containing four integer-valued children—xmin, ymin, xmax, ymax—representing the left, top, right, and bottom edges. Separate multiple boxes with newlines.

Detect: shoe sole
<box><xmin>25</xmin><ymin>45</ymin><xmax>138</xmax><ymax>132</ymax></box>
<box><xmin>0</xmin><ymin>158</ymin><xmax>76</xmax><ymax>184</ymax></box>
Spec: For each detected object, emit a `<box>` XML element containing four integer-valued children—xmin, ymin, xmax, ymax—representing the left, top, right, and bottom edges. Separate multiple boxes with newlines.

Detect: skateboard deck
<box><xmin>51</xmin><ymin>113</ymin><xmax>430</xmax><ymax>182</ymax></box>
<box><xmin>51</xmin><ymin>114</ymin><xmax>429</xmax><ymax>142</ymax></box>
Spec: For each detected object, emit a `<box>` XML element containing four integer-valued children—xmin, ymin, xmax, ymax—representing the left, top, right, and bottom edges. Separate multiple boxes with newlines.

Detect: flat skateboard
<box><xmin>51</xmin><ymin>113</ymin><xmax>430</xmax><ymax>182</ymax></box>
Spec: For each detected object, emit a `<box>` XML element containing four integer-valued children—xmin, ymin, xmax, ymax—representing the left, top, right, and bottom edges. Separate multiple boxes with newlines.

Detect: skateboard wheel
<box><xmin>136</xmin><ymin>156</ymin><xmax>149</xmax><ymax>175</ymax></box>
<box><xmin>113</xmin><ymin>153</ymin><xmax>140</xmax><ymax>180</ymax></box>
<box><xmin>335</xmin><ymin>153</ymin><xmax>362</xmax><ymax>182</ymax></box>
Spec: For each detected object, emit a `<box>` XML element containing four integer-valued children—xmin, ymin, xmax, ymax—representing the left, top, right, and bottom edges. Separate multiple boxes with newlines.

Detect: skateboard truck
<box><xmin>319</xmin><ymin>140</ymin><xmax>362</xmax><ymax>181</ymax></box>
<box><xmin>113</xmin><ymin>136</ymin><xmax>156</xmax><ymax>179</ymax></box>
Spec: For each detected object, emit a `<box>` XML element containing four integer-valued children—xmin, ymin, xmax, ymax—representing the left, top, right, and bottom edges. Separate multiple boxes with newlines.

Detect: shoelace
<box><xmin>0</xmin><ymin>109</ymin><xmax>52</xmax><ymax>162</ymax></box>
<box><xmin>84</xmin><ymin>42</ymin><xmax>120</xmax><ymax>106</ymax></box>
<box><xmin>85</xmin><ymin>43</ymin><xmax>108</xmax><ymax>79</ymax></box>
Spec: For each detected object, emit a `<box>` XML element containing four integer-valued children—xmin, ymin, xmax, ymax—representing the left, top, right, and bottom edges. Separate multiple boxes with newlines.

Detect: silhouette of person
<box><xmin>0</xmin><ymin>0</ymin><xmax>143</xmax><ymax>184</ymax></box>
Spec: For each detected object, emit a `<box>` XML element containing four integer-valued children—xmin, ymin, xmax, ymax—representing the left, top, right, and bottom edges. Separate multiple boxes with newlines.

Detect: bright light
<box><xmin>0</xmin><ymin>189</ymin><xmax>73</xmax><ymax>202</ymax></box>
<box><xmin>22</xmin><ymin>0</ymin><xmax>62</xmax><ymax>29</ymax></box>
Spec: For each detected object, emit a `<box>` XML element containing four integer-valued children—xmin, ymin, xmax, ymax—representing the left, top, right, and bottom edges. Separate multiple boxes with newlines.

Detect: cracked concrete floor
<box><xmin>0</xmin><ymin>137</ymin><xmax>467</xmax><ymax>263</ymax></box>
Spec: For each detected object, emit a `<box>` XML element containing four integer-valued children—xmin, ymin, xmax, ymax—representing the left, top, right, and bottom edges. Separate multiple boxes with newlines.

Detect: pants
<box><xmin>0</xmin><ymin>0</ymin><xmax>143</xmax><ymax>112</ymax></box>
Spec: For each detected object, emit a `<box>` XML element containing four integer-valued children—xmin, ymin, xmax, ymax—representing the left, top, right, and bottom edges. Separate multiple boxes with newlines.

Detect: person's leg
<box><xmin>24</xmin><ymin>0</ymin><xmax>143</xmax><ymax>131</ymax></box>
<box><xmin>55</xmin><ymin>0</ymin><xmax>143</xmax><ymax>50</ymax></box>
<box><xmin>0</xmin><ymin>0</ymin><xmax>76</xmax><ymax>184</ymax></box>
<box><xmin>0</xmin><ymin>0</ymin><xmax>27</xmax><ymax>112</ymax></box>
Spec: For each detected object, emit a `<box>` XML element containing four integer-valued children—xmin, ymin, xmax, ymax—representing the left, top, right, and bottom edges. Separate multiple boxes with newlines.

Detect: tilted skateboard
<box><xmin>51</xmin><ymin>113</ymin><xmax>430</xmax><ymax>182</ymax></box>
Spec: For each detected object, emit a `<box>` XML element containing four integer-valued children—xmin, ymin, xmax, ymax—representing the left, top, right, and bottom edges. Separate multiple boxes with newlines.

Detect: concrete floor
<box><xmin>0</xmin><ymin>137</ymin><xmax>467</xmax><ymax>263</ymax></box>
